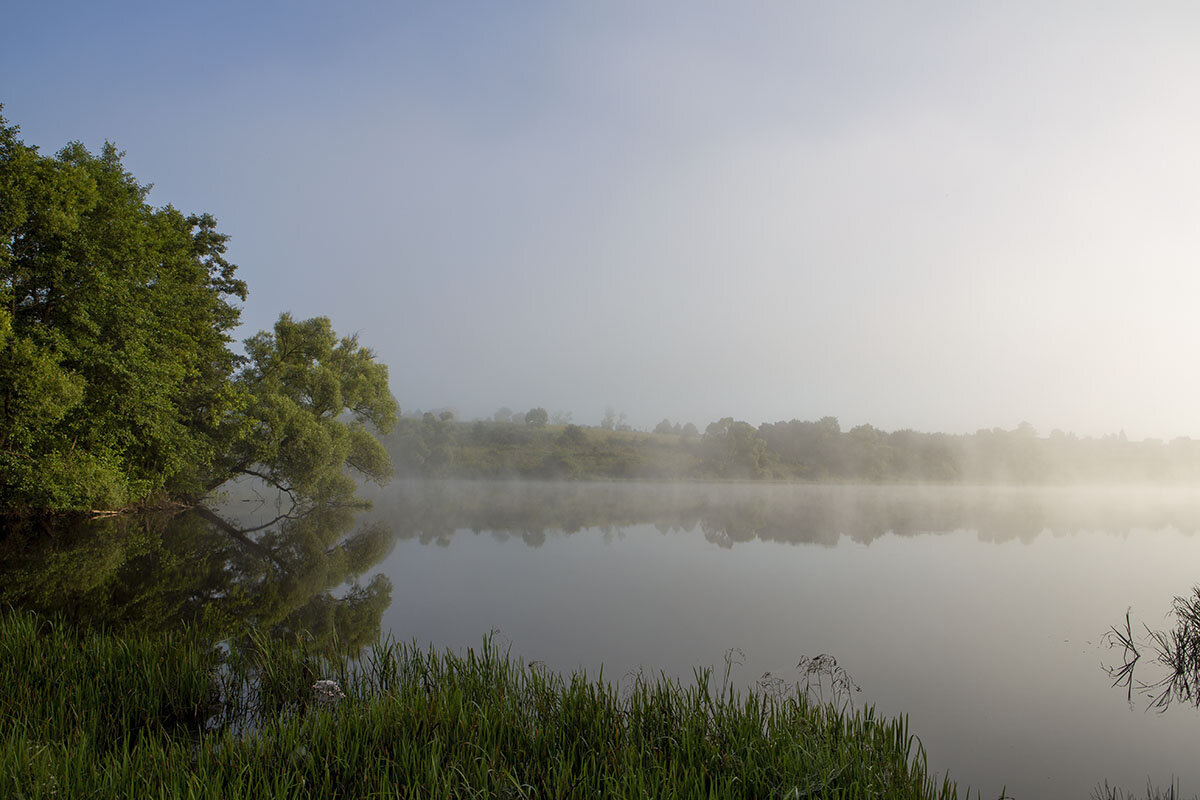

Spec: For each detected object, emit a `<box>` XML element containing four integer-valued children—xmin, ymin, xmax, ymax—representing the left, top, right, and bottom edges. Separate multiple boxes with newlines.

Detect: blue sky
<box><xmin>6</xmin><ymin>2</ymin><xmax>1200</xmax><ymax>437</ymax></box>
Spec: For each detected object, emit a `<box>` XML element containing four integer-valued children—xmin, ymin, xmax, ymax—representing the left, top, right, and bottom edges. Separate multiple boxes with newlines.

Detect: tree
<box><xmin>847</xmin><ymin>424</ymin><xmax>888</xmax><ymax>480</ymax></box>
<box><xmin>558</xmin><ymin>424</ymin><xmax>587</xmax><ymax>446</ymax></box>
<box><xmin>525</xmin><ymin>407</ymin><xmax>548</xmax><ymax>427</ymax></box>
<box><xmin>1</xmin><ymin>112</ymin><xmax>247</xmax><ymax>511</ymax></box>
<box><xmin>756</xmin><ymin>417</ymin><xmax>845</xmax><ymax>479</ymax></box>
<box><xmin>654</xmin><ymin>419</ymin><xmax>675</xmax><ymax>435</ymax></box>
<box><xmin>221</xmin><ymin>313</ymin><xmax>398</xmax><ymax>508</ymax></box>
<box><xmin>418</xmin><ymin>411</ymin><xmax>457</xmax><ymax>476</ymax></box>
<box><xmin>0</xmin><ymin>109</ymin><xmax>402</xmax><ymax>514</ymax></box>
<box><xmin>600</xmin><ymin>408</ymin><xmax>616</xmax><ymax>430</ymax></box>
<box><xmin>701</xmin><ymin>417</ymin><xmax>767</xmax><ymax>478</ymax></box>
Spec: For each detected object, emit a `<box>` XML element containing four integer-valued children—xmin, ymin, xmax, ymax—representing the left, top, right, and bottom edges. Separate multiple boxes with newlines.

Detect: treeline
<box><xmin>754</xmin><ymin>418</ymin><xmax>1200</xmax><ymax>484</ymax></box>
<box><xmin>384</xmin><ymin>415</ymin><xmax>695</xmax><ymax>480</ymax></box>
<box><xmin>384</xmin><ymin>414</ymin><xmax>1200</xmax><ymax>484</ymax></box>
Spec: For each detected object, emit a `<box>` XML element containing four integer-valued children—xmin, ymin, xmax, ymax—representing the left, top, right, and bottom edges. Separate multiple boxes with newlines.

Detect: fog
<box><xmin>5</xmin><ymin>3</ymin><xmax>1200</xmax><ymax>438</ymax></box>
<box><xmin>356</xmin><ymin>480</ymin><xmax>1200</xmax><ymax>796</ymax></box>
<box><xmin>359</xmin><ymin>479</ymin><xmax>1200</xmax><ymax>549</ymax></box>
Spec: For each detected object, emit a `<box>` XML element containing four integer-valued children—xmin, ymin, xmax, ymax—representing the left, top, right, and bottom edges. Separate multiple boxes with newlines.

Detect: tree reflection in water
<box><xmin>0</xmin><ymin>499</ymin><xmax>394</xmax><ymax>655</ymax></box>
<box><xmin>371</xmin><ymin>479</ymin><xmax>1200</xmax><ymax>550</ymax></box>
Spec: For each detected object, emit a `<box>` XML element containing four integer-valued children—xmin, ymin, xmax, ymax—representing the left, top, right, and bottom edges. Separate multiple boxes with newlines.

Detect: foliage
<box><xmin>558</xmin><ymin>423</ymin><xmax>588</xmax><ymax>446</ymax></box>
<box><xmin>1</xmin><ymin>112</ymin><xmax>246</xmax><ymax>510</ymax></box>
<box><xmin>224</xmin><ymin>313</ymin><xmax>398</xmax><ymax>507</ymax></box>
<box><xmin>391</xmin><ymin>422</ymin><xmax>696</xmax><ymax>480</ymax></box>
<box><xmin>524</xmin><ymin>406</ymin><xmax>548</xmax><ymax>427</ymax></box>
<box><xmin>701</xmin><ymin>417</ymin><xmax>768</xmax><ymax>478</ymax></box>
<box><xmin>390</xmin><ymin>411</ymin><xmax>456</xmax><ymax>477</ymax></box>
<box><xmin>0</xmin><ymin>110</ymin><xmax>397</xmax><ymax>513</ymax></box>
<box><xmin>382</xmin><ymin>413</ymin><xmax>1200</xmax><ymax>485</ymax></box>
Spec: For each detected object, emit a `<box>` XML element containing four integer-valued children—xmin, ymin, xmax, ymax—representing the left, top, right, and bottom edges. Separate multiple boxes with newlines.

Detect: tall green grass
<box><xmin>1</xmin><ymin>609</ymin><xmax>970</xmax><ymax>798</ymax></box>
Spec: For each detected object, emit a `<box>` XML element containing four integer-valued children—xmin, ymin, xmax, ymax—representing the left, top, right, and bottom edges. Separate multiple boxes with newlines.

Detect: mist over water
<box><xmin>217</xmin><ymin>479</ymin><xmax>1200</xmax><ymax>796</ymax></box>
<box><xmin>355</xmin><ymin>481</ymin><xmax>1200</xmax><ymax>797</ymax></box>
<box><xmin>361</xmin><ymin>479</ymin><xmax>1200</xmax><ymax>547</ymax></box>
<box><xmin>7</xmin><ymin>478</ymin><xmax>1200</xmax><ymax>794</ymax></box>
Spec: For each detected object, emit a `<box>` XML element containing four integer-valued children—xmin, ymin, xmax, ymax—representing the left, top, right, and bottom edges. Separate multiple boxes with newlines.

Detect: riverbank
<box><xmin>0</xmin><ymin>610</ymin><xmax>968</xmax><ymax>799</ymax></box>
<box><xmin>385</xmin><ymin>417</ymin><xmax>1200</xmax><ymax>485</ymax></box>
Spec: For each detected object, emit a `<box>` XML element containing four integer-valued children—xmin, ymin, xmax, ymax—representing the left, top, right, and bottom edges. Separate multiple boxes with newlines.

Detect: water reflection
<box><xmin>9</xmin><ymin>481</ymin><xmax>1200</xmax><ymax>650</ymax></box>
<box><xmin>0</xmin><ymin>500</ymin><xmax>395</xmax><ymax>652</ymax></box>
<box><xmin>365</xmin><ymin>481</ymin><xmax>1200</xmax><ymax>796</ymax></box>
<box><xmin>8</xmin><ymin>480</ymin><xmax>1200</xmax><ymax>795</ymax></box>
<box><xmin>1105</xmin><ymin>587</ymin><xmax>1200</xmax><ymax>713</ymax></box>
<box><xmin>368</xmin><ymin>480</ymin><xmax>1200</xmax><ymax>549</ymax></box>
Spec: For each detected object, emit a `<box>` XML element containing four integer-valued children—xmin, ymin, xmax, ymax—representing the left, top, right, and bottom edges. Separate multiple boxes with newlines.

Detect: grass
<box><xmin>1098</xmin><ymin>600</ymin><xmax>1200</xmax><ymax>800</ymax></box>
<box><xmin>0</xmin><ymin>609</ymin><xmax>975</xmax><ymax>799</ymax></box>
<box><xmin>1103</xmin><ymin>588</ymin><xmax>1200</xmax><ymax>714</ymax></box>
<box><xmin>1093</xmin><ymin>779</ymin><xmax>1196</xmax><ymax>800</ymax></box>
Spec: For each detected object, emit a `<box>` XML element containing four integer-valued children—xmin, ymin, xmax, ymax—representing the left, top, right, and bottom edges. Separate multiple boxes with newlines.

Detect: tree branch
<box><xmin>193</xmin><ymin>505</ymin><xmax>287</xmax><ymax>569</ymax></box>
<box><xmin>233</xmin><ymin>467</ymin><xmax>299</xmax><ymax>507</ymax></box>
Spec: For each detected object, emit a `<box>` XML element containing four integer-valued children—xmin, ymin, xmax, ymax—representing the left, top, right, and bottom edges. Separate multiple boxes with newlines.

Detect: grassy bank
<box><xmin>0</xmin><ymin>610</ymin><xmax>971</xmax><ymax>799</ymax></box>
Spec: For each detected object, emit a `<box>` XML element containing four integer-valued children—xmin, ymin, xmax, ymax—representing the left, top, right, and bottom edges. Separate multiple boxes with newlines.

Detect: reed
<box><xmin>1093</xmin><ymin>778</ymin><xmax>1192</xmax><ymax>800</ymax></box>
<box><xmin>1</xmin><ymin>609</ymin><xmax>971</xmax><ymax>799</ymax></box>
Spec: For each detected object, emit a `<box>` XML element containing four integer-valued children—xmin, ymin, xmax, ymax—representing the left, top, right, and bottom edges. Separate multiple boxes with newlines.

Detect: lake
<box><xmin>6</xmin><ymin>479</ymin><xmax>1200</xmax><ymax>798</ymax></box>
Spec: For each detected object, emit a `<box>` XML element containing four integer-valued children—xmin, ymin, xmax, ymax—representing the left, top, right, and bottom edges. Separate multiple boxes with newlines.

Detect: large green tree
<box><xmin>221</xmin><ymin>313</ymin><xmax>398</xmax><ymax>508</ymax></box>
<box><xmin>0</xmin><ymin>110</ymin><xmax>397</xmax><ymax>514</ymax></box>
<box><xmin>1</xmin><ymin>114</ymin><xmax>246</xmax><ymax>510</ymax></box>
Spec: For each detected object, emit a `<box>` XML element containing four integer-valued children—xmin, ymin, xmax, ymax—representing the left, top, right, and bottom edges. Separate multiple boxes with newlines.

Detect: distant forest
<box><xmin>385</xmin><ymin>412</ymin><xmax>1200</xmax><ymax>484</ymax></box>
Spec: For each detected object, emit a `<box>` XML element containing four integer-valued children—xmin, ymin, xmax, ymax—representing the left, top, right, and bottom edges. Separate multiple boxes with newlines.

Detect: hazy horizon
<box><xmin>6</xmin><ymin>3</ymin><xmax>1200</xmax><ymax>440</ymax></box>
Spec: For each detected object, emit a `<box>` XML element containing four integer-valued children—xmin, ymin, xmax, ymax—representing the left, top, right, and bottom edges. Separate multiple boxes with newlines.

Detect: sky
<box><xmin>5</xmin><ymin>2</ymin><xmax>1200</xmax><ymax>439</ymax></box>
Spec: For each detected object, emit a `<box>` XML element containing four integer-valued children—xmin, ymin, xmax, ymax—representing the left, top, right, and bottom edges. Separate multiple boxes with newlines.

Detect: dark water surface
<box><xmin>7</xmin><ymin>479</ymin><xmax>1200</xmax><ymax>798</ymax></box>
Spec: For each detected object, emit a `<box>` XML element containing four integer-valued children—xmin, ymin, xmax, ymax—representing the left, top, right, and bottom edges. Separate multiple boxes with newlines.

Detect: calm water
<box><xmin>7</xmin><ymin>479</ymin><xmax>1200</xmax><ymax>798</ymax></box>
